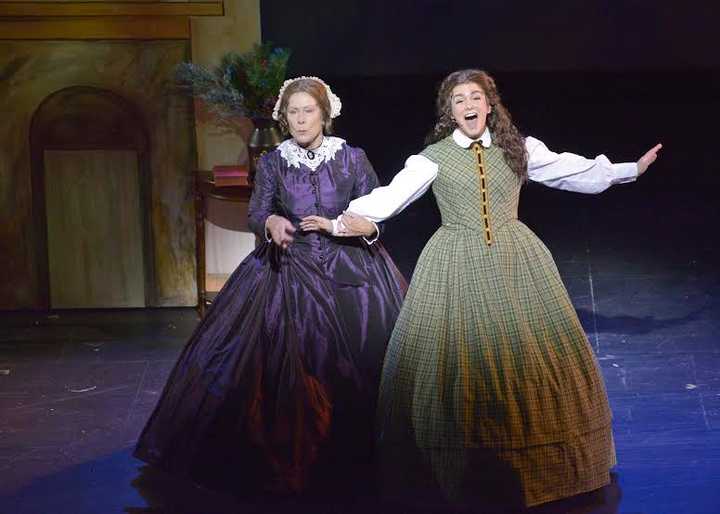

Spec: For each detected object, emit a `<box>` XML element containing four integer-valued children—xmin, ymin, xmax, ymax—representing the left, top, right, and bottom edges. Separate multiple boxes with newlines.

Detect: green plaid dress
<box><xmin>376</xmin><ymin>136</ymin><xmax>615</xmax><ymax>507</ymax></box>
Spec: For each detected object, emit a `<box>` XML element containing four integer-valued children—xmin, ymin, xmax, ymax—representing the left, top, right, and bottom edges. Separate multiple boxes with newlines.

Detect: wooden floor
<box><xmin>1</xmin><ymin>189</ymin><xmax>719</xmax><ymax>513</ymax></box>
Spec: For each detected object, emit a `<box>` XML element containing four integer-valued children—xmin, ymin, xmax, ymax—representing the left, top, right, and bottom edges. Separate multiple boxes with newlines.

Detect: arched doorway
<box><xmin>30</xmin><ymin>86</ymin><xmax>154</xmax><ymax>308</ymax></box>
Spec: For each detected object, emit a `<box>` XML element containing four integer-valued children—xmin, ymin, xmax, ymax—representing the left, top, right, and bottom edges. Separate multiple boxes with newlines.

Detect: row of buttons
<box><xmin>472</xmin><ymin>143</ymin><xmax>493</xmax><ymax>246</ymax></box>
<box><xmin>310</xmin><ymin>170</ymin><xmax>325</xmax><ymax>260</ymax></box>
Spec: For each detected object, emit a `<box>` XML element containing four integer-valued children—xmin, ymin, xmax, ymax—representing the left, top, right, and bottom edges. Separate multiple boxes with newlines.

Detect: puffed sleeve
<box><xmin>247</xmin><ymin>155</ymin><xmax>277</xmax><ymax>240</ymax></box>
<box><xmin>344</xmin><ymin>154</ymin><xmax>438</xmax><ymax>222</ymax></box>
<box><xmin>347</xmin><ymin>148</ymin><xmax>383</xmax><ymax>244</ymax></box>
<box><xmin>526</xmin><ymin>136</ymin><xmax>638</xmax><ymax>194</ymax></box>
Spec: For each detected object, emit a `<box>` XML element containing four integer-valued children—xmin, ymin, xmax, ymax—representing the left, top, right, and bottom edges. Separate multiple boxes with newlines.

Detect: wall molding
<box><xmin>0</xmin><ymin>1</ymin><xmax>223</xmax><ymax>40</ymax></box>
<box><xmin>0</xmin><ymin>2</ymin><xmax>223</xmax><ymax>17</ymax></box>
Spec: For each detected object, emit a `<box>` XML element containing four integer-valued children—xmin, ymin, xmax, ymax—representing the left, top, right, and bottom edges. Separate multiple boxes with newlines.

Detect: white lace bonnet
<box><xmin>271</xmin><ymin>76</ymin><xmax>342</xmax><ymax>121</ymax></box>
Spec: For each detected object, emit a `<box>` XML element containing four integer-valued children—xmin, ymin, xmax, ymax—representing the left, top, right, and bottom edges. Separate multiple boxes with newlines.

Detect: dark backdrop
<box><xmin>262</xmin><ymin>0</ymin><xmax>720</xmax><ymax>75</ymax></box>
<box><xmin>261</xmin><ymin>2</ymin><xmax>719</xmax><ymax>276</ymax></box>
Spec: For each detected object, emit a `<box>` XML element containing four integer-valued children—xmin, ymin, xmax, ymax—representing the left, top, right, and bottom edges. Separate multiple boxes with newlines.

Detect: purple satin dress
<box><xmin>134</xmin><ymin>138</ymin><xmax>407</xmax><ymax>495</ymax></box>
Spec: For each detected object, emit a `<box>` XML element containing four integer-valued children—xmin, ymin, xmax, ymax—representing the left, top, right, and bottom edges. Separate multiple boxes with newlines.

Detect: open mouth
<box><xmin>464</xmin><ymin>112</ymin><xmax>478</xmax><ymax>121</ymax></box>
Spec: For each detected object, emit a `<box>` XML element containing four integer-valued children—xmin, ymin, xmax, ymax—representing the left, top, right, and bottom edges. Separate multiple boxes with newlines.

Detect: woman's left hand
<box><xmin>300</xmin><ymin>215</ymin><xmax>333</xmax><ymax>234</ymax></box>
<box><xmin>637</xmin><ymin>143</ymin><xmax>663</xmax><ymax>176</ymax></box>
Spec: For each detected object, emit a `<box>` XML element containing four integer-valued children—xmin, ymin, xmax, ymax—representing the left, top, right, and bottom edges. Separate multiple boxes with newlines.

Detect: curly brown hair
<box><xmin>276</xmin><ymin>78</ymin><xmax>334</xmax><ymax>135</ymax></box>
<box><xmin>426</xmin><ymin>69</ymin><xmax>528</xmax><ymax>180</ymax></box>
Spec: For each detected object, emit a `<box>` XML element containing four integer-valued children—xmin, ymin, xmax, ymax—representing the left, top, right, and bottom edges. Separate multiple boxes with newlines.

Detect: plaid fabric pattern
<box><xmin>376</xmin><ymin>136</ymin><xmax>615</xmax><ymax>506</ymax></box>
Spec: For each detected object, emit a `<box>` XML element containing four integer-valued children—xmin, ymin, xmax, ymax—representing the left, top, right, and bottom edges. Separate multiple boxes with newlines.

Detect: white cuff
<box><xmin>612</xmin><ymin>162</ymin><xmax>639</xmax><ymax>184</ymax></box>
<box><xmin>362</xmin><ymin>221</ymin><xmax>380</xmax><ymax>245</ymax></box>
<box><xmin>263</xmin><ymin>217</ymin><xmax>273</xmax><ymax>242</ymax></box>
<box><xmin>332</xmin><ymin>215</ymin><xmax>378</xmax><ymax>244</ymax></box>
<box><xmin>331</xmin><ymin>217</ymin><xmax>345</xmax><ymax>236</ymax></box>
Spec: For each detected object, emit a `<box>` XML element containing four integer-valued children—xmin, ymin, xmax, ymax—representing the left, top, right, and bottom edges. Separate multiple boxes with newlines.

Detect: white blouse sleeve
<box><xmin>526</xmin><ymin>136</ymin><xmax>638</xmax><ymax>194</ymax></box>
<box><xmin>343</xmin><ymin>154</ymin><xmax>439</xmax><ymax>222</ymax></box>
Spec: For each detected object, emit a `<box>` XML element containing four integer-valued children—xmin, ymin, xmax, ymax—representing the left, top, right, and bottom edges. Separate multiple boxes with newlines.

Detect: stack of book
<box><xmin>212</xmin><ymin>165</ymin><xmax>250</xmax><ymax>187</ymax></box>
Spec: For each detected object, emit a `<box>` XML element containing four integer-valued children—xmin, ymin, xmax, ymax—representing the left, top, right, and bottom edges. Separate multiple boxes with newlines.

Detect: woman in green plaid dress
<box><xmin>337</xmin><ymin>69</ymin><xmax>661</xmax><ymax>508</ymax></box>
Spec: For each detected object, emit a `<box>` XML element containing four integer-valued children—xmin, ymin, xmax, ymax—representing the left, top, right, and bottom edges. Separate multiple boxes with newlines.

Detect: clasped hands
<box><xmin>266</xmin><ymin>212</ymin><xmax>376</xmax><ymax>249</ymax></box>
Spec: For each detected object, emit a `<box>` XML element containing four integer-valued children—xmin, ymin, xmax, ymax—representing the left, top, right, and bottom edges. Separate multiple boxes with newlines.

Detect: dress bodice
<box><xmin>269</xmin><ymin>147</ymin><xmax>362</xmax><ymax>223</ymax></box>
<box><xmin>422</xmin><ymin>137</ymin><xmax>522</xmax><ymax>235</ymax></box>
<box><xmin>248</xmin><ymin>138</ymin><xmax>380</xmax><ymax>262</ymax></box>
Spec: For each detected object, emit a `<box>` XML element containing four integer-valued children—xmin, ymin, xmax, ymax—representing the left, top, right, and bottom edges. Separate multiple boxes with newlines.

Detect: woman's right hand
<box><xmin>339</xmin><ymin>212</ymin><xmax>378</xmax><ymax>237</ymax></box>
<box><xmin>265</xmin><ymin>215</ymin><xmax>296</xmax><ymax>249</ymax></box>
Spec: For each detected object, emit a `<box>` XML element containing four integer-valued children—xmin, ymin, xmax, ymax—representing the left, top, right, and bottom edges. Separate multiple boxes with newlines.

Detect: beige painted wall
<box><xmin>191</xmin><ymin>0</ymin><xmax>262</xmax><ymax>283</ymax></box>
<box><xmin>191</xmin><ymin>0</ymin><xmax>260</xmax><ymax>170</ymax></box>
<box><xmin>0</xmin><ymin>40</ymin><xmax>196</xmax><ymax>308</ymax></box>
<box><xmin>0</xmin><ymin>0</ymin><xmax>261</xmax><ymax>309</ymax></box>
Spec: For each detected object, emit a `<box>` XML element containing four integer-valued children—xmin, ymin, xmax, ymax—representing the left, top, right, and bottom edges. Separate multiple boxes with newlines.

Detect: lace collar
<box><xmin>277</xmin><ymin>136</ymin><xmax>346</xmax><ymax>171</ymax></box>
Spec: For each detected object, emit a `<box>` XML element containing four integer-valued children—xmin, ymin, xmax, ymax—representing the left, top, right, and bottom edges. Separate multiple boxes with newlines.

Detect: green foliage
<box><xmin>175</xmin><ymin>43</ymin><xmax>291</xmax><ymax>120</ymax></box>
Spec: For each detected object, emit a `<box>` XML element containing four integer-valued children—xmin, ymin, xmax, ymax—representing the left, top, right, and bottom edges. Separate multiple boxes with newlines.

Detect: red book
<box><xmin>212</xmin><ymin>165</ymin><xmax>249</xmax><ymax>187</ymax></box>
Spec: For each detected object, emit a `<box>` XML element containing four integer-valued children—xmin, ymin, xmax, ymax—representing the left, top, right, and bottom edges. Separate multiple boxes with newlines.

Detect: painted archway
<box><xmin>29</xmin><ymin>86</ymin><xmax>155</xmax><ymax>308</ymax></box>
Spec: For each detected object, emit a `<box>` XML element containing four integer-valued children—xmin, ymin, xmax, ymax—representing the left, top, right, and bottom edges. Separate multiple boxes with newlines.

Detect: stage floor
<box><xmin>1</xmin><ymin>190</ymin><xmax>719</xmax><ymax>513</ymax></box>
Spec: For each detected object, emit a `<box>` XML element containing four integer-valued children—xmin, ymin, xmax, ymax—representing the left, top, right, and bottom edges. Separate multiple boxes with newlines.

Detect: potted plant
<box><xmin>175</xmin><ymin>43</ymin><xmax>291</xmax><ymax>182</ymax></box>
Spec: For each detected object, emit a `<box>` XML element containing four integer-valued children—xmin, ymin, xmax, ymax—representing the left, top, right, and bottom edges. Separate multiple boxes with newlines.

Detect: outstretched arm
<box><xmin>343</xmin><ymin>154</ymin><xmax>439</xmax><ymax>223</ymax></box>
<box><xmin>527</xmin><ymin>137</ymin><xmax>662</xmax><ymax>193</ymax></box>
<box><xmin>329</xmin><ymin>154</ymin><xmax>438</xmax><ymax>237</ymax></box>
<box><xmin>299</xmin><ymin>148</ymin><xmax>380</xmax><ymax>241</ymax></box>
<box><xmin>348</xmin><ymin>148</ymin><xmax>382</xmax><ymax>243</ymax></box>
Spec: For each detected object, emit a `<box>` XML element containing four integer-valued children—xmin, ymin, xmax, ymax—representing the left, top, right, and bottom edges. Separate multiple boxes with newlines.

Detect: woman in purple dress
<box><xmin>134</xmin><ymin>77</ymin><xmax>407</xmax><ymax>496</ymax></box>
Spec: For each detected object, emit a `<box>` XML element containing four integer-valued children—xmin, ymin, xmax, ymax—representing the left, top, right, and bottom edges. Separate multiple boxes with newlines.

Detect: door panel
<box><xmin>44</xmin><ymin>150</ymin><xmax>145</xmax><ymax>308</ymax></box>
